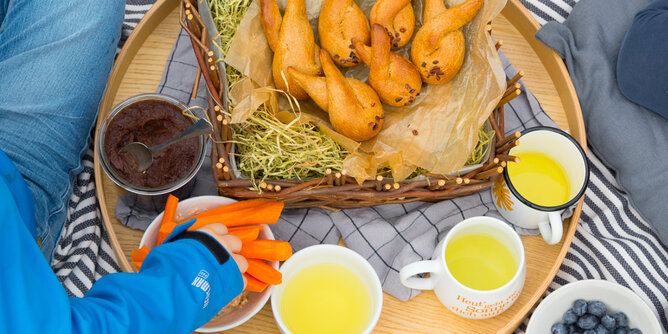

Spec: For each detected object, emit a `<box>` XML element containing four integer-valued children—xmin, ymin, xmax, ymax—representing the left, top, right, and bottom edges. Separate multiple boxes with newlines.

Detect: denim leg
<box><xmin>0</xmin><ymin>1</ymin><xmax>7</xmax><ymax>26</ymax></box>
<box><xmin>0</xmin><ymin>0</ymin><xmax>124</xmax><ymax>260</ymax></box>
<box><xmin>0</xmin><ymin>0</ymin><xmax>10</xmax><ymax>25</ymax></box>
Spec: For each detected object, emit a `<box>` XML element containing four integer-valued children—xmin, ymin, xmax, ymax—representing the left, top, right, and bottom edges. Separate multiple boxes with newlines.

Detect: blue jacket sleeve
<box><xmin>0</xmin><ymin>156</ymin><xmax>244</xmax><ymax>334</ymax></box>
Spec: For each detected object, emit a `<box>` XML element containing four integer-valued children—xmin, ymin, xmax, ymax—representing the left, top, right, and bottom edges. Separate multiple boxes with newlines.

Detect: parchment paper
<box><xmin>224</xmin><ymin>0</ymin><xmax>507</xmax><ymax>182</ymax></box>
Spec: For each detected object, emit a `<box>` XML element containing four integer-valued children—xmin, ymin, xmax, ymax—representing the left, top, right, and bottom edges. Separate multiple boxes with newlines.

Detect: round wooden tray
<box><xmin>94</xmin><ymin>0</ymin><xmax>585</xmax><ymax>332</ymax></box>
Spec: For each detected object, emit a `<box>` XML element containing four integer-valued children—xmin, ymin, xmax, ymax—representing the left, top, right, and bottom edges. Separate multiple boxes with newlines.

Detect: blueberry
<box><xmin>552</xmin><ymin>323</ymin><xmax>569</xmax><ymax>334</ymax></box>
<box><xmin>627</xmin><ymin>329</ymin><xmax>642</xmax><ymax>334</ymax></box>
<box><xmin>614</xmin><ymin>328</ymin><xmax>628</xmax><ymax>334</ymax></box>
<box><xmin>573</xmin><ymin>299</ymin><xmax>588</xmax><ymax>316</ymax></box>
<box><xmin>563</xmin><ymin>309</ymin><xmax>579</xmax><ymax>324</ymax></box>
<box><xmin>613</xmin><ymin>312</ymin><xmax>629</xmax><ymax>327</ymax></box>
<box><xmin>584</xmin><ymin>330</ymin><xmax>596</xmax><ymax>334</ymax></box>
<box><xmin>578</xmin><ymin>314</ymin><xmax>600</xmax><ymax>330</ymax></box>
<box><xmin>594</xmin><ymin>324</ymin><xmax>609</xmax><ymax>334</ymax></box>
<box><xmin>601</xmin><ymin>315</ymin><xmax>616</xmax><ymax>329</ymax></box>
<box><xmin>568</xmin><ymin>324</ymin><xmax>580</xmax><ymax>334</ymax></box>
<box><xmin>587</xmin><ymin>301</ymin><xmax>607</xmax><ymax>317</ymax></box>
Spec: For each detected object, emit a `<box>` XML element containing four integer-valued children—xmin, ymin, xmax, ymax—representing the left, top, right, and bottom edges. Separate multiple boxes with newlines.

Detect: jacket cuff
<box><xmin>169</xmin><ymin>231</ymin><xmax>230</xmax><ymax>265</ymax></box>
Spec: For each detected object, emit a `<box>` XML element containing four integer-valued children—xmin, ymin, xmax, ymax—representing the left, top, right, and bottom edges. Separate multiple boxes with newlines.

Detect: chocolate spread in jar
<box><xmin>103</xmin><ymin>100</ymin><xmax>200</xmax><ymax>189</ymax></box>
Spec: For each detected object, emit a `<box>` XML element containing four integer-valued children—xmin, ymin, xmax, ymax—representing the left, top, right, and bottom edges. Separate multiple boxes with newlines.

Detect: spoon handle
<box><xmin>151</xmin><ymin>119</ymin><xmax>213</xmax><ymax>152</ymax></box>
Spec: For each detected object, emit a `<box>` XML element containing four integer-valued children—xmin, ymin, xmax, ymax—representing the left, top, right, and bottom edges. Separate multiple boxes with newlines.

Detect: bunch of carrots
<box><xmin>130</xmin><ymin>195</ymin><xmax>290</xmax><ymax>293</ymax></box>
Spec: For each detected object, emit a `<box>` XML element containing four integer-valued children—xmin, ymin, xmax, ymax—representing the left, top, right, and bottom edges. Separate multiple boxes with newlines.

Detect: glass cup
<box><xmin>97</xmin><ymin>93</ymin><xmax>207</xmax><ymax>196</ymax></box>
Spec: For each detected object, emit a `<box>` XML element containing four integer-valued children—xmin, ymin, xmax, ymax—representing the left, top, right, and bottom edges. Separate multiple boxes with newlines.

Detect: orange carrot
<box><xmin>132</xmin><ymin>261</ymin><xmax>142</xmax><ymax>272</ymax></box>
<box><xmin>156</xmin><ymin>195</ymin><xmax>179</xmax><ymax>245</ymax></box>
<box><xmin>239</xmin><ymin>240</ymin><xmax>292</xmax><ymax>262</ymax></box>
<box><xmin>227</xmin><ymin>226</ymin><xmax>262</xmax><ymax>243</ymax></box>
<box><xmin>157</xmin><ymin>221</ymin><xmax>178</xmax><ymax>246</ymax></box>
<box><xmin>244</xmin><ymin>273</ymin><xmax>269</xmax><ymax>293</ymax></box>
<box><xmin>130</xmin><ymin>246</ymin><xmax>150</xmax><ymax>262</ymax></box>
<box><xmin>228</xmin><ymin>225</ymin><xmax>264</xmax><ymax>233</ymax></box>
<box><xmin>246</xmin><ymin>259</ymin><xmax>282</xmax><ymax>285</ymax></box>
<box><xmin>186</xmin><ymin>201</ymin><xmax>283</xmax><ymax>230</ymax></box>
<box><xmin>162</xmin><ymin>194</ymin><xmax>179</xmax><ymax>225</ymax></box>
<box><xmin>181</xmin><ymin>199</ymin><xmax>276</xmax><ymax>222</ymax></box>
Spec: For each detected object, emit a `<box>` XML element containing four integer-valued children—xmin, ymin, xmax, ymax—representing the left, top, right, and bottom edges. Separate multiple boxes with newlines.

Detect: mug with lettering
<box><xmin>399</xmin><ymin>216</ymin><xmax>526</xmax><ymax>319</ymax></box>
<box><xmin>491</xmin><ymin>127</ymin><xmax>589</xmax><ymax>245</ymax></box>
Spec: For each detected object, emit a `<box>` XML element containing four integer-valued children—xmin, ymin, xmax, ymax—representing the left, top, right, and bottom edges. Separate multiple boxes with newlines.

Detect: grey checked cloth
<box><xmin>117</xmin><ymin>30</ymin><xmax>567</xmax><ymax>301</ymax></box>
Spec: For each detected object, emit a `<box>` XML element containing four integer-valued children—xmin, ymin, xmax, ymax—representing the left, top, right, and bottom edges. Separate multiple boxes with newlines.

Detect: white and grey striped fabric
<box><xmin>118</xmin><ymin>1</ymin><xmax>155</xmax><ymax>52</ymax></box>
<box><xmin>553</xmin><ymin>155</ymin><xmax>668</xmax><ymax>322</ymax></box>
<box><xmin>521</xmin><ymin>0</ymin><xmax>575</xmax><ymax>24</ymax></box>
<box><xmin>50</xmin><ymin>147</ymin><xmax>120</xmax><ymax>297</ymax></box>
<box><xmin>54</xmin><ymin>0</ymin><xmax>667</xmax><ymax>332</ymax></box>
<box><xmin>515</xmin><ymin>152</ymin><xmax>668</xmax><ymax>332</ymax></box>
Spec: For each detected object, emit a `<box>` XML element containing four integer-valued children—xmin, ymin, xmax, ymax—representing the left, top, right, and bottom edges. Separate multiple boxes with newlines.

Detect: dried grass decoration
<box><xmin>208</xmin><ymin>0</ymin><xmax>494</xmax><ymax>188</ymax></box>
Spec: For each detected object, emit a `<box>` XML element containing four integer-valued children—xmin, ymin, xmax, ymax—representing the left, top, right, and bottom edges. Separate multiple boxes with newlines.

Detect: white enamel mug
<box><xmin>491</xmin><ymin>127</ymin><xmax>589</xmax><ymax>245</ymax></box>
<box><xmin>399</xmin><ymin>217</ymin><xmax>526</xmax><ymax>319</ymax></box>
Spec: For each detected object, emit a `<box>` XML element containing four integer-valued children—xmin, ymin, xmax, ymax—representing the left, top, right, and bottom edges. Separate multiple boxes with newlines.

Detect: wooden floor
<box><xmin>96</xmin><ymin>0</ymin><xmax>584</xmax><ymax>332</ymax></box>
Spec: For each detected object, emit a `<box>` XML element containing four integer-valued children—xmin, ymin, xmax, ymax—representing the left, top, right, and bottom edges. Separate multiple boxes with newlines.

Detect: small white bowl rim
<box><xmin>271</xmin><ymin>244</ymin><xmax>384</xmax><ymax>334</ymax></box>
<box><xmin>526</xmin><ymin>279</ymin><xmax>663</xmax><ymax>333</ymax></box>
<box><xmin>138</xmin><ymin>195</ymin><xmax>275</xmax><ymax>332</ymax></box>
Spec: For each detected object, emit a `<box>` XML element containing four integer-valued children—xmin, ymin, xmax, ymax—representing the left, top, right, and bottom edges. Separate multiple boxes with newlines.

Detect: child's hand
<box><xmin>196</xmin><ymin>223</ymin><xmax>249</xmax><ymax>288</ymax></box>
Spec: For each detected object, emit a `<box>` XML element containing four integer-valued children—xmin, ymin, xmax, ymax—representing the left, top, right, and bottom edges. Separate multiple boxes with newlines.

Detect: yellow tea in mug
<box><xmin>507</xmin><ymin>151</ymin><xmax>570</xmax><ymax>207</ymax></box>
<box><xmin>280</xmin><ymin>262</ymin><xmax>372</xmax><ymax>334</ymax></box>
<box><xmin>445</xmin><ymin>233</ymin><xmax>518</xmax><ymax>290</ymax></box>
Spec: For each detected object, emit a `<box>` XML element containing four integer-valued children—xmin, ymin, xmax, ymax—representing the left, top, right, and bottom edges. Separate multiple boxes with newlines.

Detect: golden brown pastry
<box><xmin>318</xmin><ymin>0</ymin><xmax>370</xmax><ymax>68</ymax></box>
<box><xmin>287</xmin><ymin>68</ymin><xmax>370</xmax><ymax>112</ymax></box>
<box><xmin>410</xmin><ymin>0</ymin><xmax>483</xmax><ymax>85</ymax></box>
<box><xmin>288</xmin><ymin>50</ymin><xmax>385</xmax><ymax>141</ymax></box>
<box><xmin>353</xmin><ymin>24</ymin><xmax>422</xmax><ymax>107</ymax></box>
<box><xmin>369</xmin><ymin>0</ymin><xmax>415</xmax><ymax>49</ymax></box>
<box><xmin>423</xmin><ymin>0</ymin><xmax>447</xmax><ymax>22</ymax></box>
<box><xmin>260</xmin><ymin>0</ymin><xmax>321</xmax><ymax>100</ymax></box>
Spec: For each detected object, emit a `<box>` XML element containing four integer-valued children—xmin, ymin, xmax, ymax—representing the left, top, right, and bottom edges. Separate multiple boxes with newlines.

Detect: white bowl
<box><xmin>271</xmin><ymin>244</ymin><xmax>383</xmax><ymax>334</ymax></box>
<box><xmin>526</xmin><ymin>280</ymin><xmax>662</xmax><ymax>333</ymax></box>
<box><xmin>139</xmin><ymin>195</ymin><xmax>277</xmax><ymax>333</ymax></box>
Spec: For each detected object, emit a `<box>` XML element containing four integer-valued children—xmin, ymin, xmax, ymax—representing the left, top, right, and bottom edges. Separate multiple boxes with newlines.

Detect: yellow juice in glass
<box><xmin>507</xmin><ymin>151</ymin><xmax>570</xmax><ymax>207</ymax></box>
<box><xmin>280</xmin><ymin>262</ymin><xmax>372</xmax><ymax>334</ymax></box>
<box><xmin>445</xmin><ymin>233</ymin><xmax>518</xmax><ymax>290</ymax></box>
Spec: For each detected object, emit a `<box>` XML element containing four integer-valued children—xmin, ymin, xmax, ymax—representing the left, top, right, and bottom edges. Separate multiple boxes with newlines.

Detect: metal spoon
<box><xmin>120</xmin><ymin>119</ymin><xmax>213</xmax><ymax>172</ymax></box>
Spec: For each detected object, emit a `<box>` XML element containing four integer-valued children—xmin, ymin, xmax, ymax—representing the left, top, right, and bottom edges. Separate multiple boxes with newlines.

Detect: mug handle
<box><xmin>399</xmin><ymin>260</ymin><xmax>442</xmax><ymax>290</ymax></box>
<box><xmin>538</xmin><ymin>211</ymin><xmax>563</xmax><ymax>245</ymax></box>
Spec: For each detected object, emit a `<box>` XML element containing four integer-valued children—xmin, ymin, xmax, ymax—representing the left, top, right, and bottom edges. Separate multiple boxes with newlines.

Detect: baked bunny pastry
<box><xmin>411</xmin><ymin>0</ymin><xmax>483</xmax><ymax>85</ymax></box>
<box><xmin>288</xmin><ymin>50</ymin><xmax>385</xmax><ymax>141</ymax></box>
<box><xmin>353</xmin><ymin>24</ymin><xmax>422</xmax><ymax>107</ymax></box>
<box><xmin>260</xmin><ymin>0</ymin><xmax>321</xmax><ymax>100</ymax></box>
<box><xmin>318</xmin><ymin>0</ymin><xmax>370</xmax><ymax>67</ymax></box>
<box><xmin>288</xmin><ymin>69</ymin><xmax>368</xmax><ymax>112</ymax></box>
<box><xmin>369</xmin><ymin>0</ymin><xmax>415</xmax><ymax>49</ymax></box>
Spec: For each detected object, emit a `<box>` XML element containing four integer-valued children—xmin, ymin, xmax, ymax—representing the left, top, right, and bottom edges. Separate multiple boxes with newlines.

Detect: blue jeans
<box><xmin>0</xmin><ymin>0</ymin><xmax>124</xmax><ymax>260</ymax></box>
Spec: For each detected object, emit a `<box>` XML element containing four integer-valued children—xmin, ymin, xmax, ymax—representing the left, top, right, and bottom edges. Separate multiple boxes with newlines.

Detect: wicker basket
<box><xmin>179</xmin><ymin>0</ymin><xmax>523</xmax><ymax>209</ymax></box>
